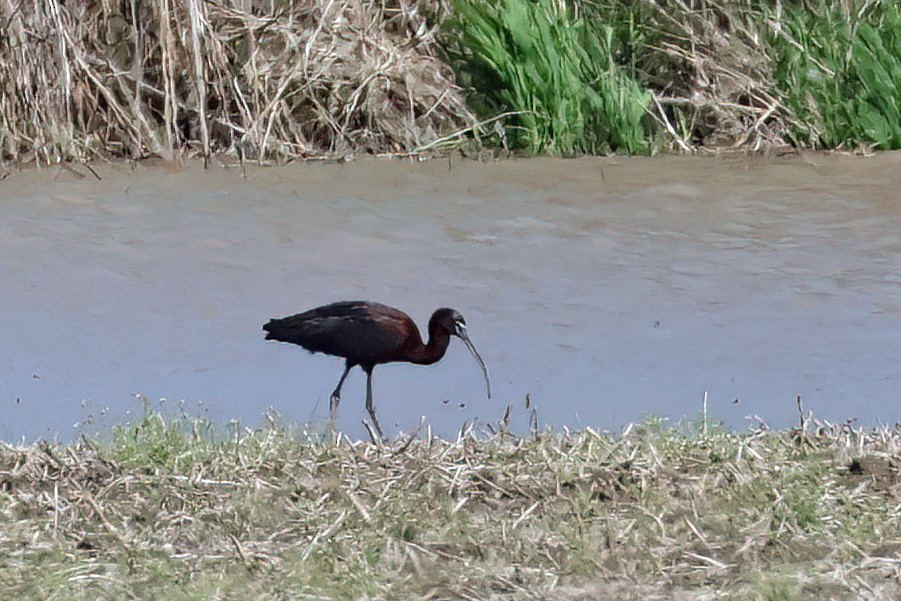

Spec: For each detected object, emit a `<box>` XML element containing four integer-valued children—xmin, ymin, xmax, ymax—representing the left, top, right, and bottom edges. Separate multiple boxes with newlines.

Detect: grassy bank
<box><xmin>1</xmin><ymin>409</ymin><xmax>899</xmax><ymax>599</ymax></box>
<box><xmin>1</xmin><ymin>1</ymin><xmax>900</xmax><ymax>164</ymax></box>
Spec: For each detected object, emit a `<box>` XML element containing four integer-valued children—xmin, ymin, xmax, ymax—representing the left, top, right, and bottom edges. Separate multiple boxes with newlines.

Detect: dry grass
<box><xmin>577</xmin><ymin>0</ymin><xmax>797</xmax><ymax>155</ymax></box>
<box><xmin>1</xmin><ymin>406</ymin><xmax>899</xmax><ymax>599</ymax></box>
<box><xmin>642</xmin><ymin>0</ymin><xmax>790</xmax><ymax>153</ymax></box>
<box><xmin>0</xmin><ymin>0</ymin><xmax>473</xmax><ymax>165</ymax></box>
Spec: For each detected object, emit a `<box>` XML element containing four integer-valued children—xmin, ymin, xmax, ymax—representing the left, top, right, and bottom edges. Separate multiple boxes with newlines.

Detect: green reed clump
<box><xmin>445</xmin><ymin>0</ymin><xmax>651</xmax><ymax>156</ymax></box>
<box><xmin>767</xmin><ymin>0</ymin><xmax>901</xmax><ymax>150</ymax></box>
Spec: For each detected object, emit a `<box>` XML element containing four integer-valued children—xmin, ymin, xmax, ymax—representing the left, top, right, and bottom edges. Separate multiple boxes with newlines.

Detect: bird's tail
<box><xmin>262</xmin><ymin>319</ymin><xmax>282</xmax><ymax>341</ymax></box>
<box><xmin>262</xmin><ymin>317</ymin><xmax>299</xmax><ymax>343</ymax></box>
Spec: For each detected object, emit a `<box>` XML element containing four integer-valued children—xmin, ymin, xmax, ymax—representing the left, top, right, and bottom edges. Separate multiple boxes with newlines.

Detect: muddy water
<box><xmin>2</xmin><ymin>154</ymin><xmax>900</xmax><ymax>441</ymax></box>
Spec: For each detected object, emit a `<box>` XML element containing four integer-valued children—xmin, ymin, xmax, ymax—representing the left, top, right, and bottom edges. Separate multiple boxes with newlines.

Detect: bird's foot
<box><xmin>329</xmin><ymin>392</ymin><xmax>341</xmax><ymax>433</ymax></box>
<box><xmin>362</xmin><ymin>419</ymin><xmax>384</xmax><ymax>445</ymax></box>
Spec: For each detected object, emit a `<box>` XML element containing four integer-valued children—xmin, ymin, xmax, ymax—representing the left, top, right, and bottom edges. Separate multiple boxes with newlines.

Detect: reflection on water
<box><xmin>2</xmin><ymin>154</ymin><xmax>900</xmax><ymax>441</ymax></box>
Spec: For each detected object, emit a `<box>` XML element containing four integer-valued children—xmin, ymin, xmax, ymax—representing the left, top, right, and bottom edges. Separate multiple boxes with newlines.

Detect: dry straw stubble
<box><xmin>1</xmin><ymin>407</ymin><xmax>900</xmax><ymax>599</ymax></box>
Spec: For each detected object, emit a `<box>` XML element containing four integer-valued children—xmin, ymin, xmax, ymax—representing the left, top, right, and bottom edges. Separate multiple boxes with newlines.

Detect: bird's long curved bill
<box><xmin>457</xmin><ymin>328</ymin><xmax>491</xmax><ymax>399</ymax></box>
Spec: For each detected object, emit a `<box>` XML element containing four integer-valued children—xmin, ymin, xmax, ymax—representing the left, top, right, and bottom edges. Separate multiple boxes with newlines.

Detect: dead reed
<box><xmin>0</xmin><ymin>0</ymin><xmax>473</xmax><ymax>165</ymax></box>
<box><xmin>1</xmin><ymin>407</ymin><xmax>899</xmax><ymax>599</ymax></box>
<box><xmin>616</xmin><ymin>0</ymin><xmax>792</xmax><ymax>154</ymax></box>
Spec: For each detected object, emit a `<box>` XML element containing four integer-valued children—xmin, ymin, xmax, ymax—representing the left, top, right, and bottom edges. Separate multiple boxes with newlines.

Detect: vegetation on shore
<box><xmin>444</xmin><ymin>0</ymin><xmax>652</xmax><ymax>156</ymax></box>
<box><xmin>1</xmin><ymin>0</ymin><xmax>900</xmax><ymax>165</ymax></box>
<box><xmin>1</xmin><ymin>405</ymin><xmax>899</xmax><ymax>599</ymax></box>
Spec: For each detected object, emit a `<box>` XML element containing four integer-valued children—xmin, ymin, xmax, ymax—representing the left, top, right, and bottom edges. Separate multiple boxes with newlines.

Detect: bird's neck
<box><xmin>407</xmin><ymin>329</ymin><xmax>451</xmax><ymax>365</ymax></box>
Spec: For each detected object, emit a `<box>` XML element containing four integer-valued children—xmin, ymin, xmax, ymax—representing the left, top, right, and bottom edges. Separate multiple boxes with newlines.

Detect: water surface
<box><xmin>2</xmin><ymin>154</ymin><xmax>900</xmax><ymax>441</ymax></box>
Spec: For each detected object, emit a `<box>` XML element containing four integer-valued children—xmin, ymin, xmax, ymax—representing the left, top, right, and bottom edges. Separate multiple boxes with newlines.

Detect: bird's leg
<box><xmin>364</xmin><ymin>368</ymin><xmax>384</xmax><ymax>441</ymax></box>
<box><xmin>329</xmin><ymin>364</ymin><xmax>352</xmax><ymax>432</ymax></box>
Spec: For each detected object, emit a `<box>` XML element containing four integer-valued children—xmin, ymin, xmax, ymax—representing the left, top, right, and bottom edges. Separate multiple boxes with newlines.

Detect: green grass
<box><xmin>1</xmin><ymin>406</ymin><xmax>899</xmax><ymax>600</ymax></box>
<box><xmin>767</xmin><ymin>0</ymin><xmax>901</xmax><ymax>150</ymax></box>
<box><xmin>445</xmin><ymin>0</ymin><xmax>652</xmax><ymax>156</ymax></box>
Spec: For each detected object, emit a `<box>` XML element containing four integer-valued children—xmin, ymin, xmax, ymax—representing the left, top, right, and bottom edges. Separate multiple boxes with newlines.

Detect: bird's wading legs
<box><xmin>364</xmin><ymin>367</ymin><xmax>384</xmax><ymax>441</ymax></box>
<box><xmin>329</xmin><ymin>363</ymin><xmax>352</xmax><ymax>432</ymax></box>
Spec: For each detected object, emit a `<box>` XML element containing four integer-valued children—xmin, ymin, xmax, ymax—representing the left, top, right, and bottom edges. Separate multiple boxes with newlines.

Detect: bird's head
<box><xmin>431</xmin><ymin>308</ymin><xmax>491</xmax><ymax>399</ymax></box>
<box><xmin>430</xmin><ymin>308</ymin><xmax>465</xmax><ymax>335</ymax></box>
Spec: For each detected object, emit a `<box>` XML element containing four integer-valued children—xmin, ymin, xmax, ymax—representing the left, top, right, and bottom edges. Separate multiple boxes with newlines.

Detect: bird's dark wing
<box><xmin>263</xmin><ymin>301</ymin><xmax>415</xmax><ymax>364</ymax></box>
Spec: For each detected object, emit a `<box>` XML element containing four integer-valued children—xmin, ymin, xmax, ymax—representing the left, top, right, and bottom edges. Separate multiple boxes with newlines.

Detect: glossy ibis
<box><xmin>263</xmin><ymin>301</ymin><xmax>491</xmax><ymax>439</ymax></box>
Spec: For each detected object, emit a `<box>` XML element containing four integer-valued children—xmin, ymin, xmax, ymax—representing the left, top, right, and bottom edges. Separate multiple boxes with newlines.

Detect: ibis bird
<box><xmin>263</xmin><ymin>301</ymin><xmax>491</xmax><ymax>439</ymax></box>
